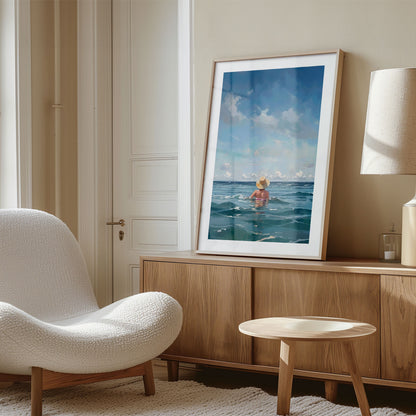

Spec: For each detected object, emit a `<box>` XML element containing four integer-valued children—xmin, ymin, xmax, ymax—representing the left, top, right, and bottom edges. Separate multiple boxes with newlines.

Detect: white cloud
<box><xmin>252</xmin><ymin>104</ymin><xmax>318</xmax><ymax>140</ymax></box>
<box><xmin>225</xmin><ymin>171</ymin><xmax>232</xmax><ymax>178</ymax></box>
<box><xmin>295</xmin><ymin>170</ymin><xmax>304</xmax><ymax>178</ymax></box>
<box><xmin>253</xmin><ymin>108</ymin><xmax>279</xmax><ymax>130</ymax></box>
<box><xmin>282</xmin><ymin>107</ymin><xmax>300</xmax><ymax>124</ymax></box>
<box><xmin>274</xmin><ymin>170</ymin><xmax>286</xmax><ymax>179</ymax></box>
<box><xmin>221</xmin><ymin>93</ymin><xmax>246</xmax><ymax>124</ymax></box>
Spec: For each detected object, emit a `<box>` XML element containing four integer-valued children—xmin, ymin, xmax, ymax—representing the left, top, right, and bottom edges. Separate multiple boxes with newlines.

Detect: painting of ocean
<box><xmin>208</xmin><ymin>181</ymin><xmax>313</xmax><ymax>244</ymax></box>
<box><xmin>197</xmin><ymin>53</ymin><xmax>342</xmax><ymax>259</ymax></box>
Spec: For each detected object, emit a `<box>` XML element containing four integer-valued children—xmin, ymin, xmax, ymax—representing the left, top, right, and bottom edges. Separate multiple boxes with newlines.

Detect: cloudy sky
<box><xmin>213</xmin><ymin>65</ymin><xmax>325</xmax><ymax>182</ymax></box>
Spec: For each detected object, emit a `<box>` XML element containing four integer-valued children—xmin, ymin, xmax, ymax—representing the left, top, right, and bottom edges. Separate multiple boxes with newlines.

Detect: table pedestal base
<box><xmin>276</xmin><ymin>340</ymin><xmax>371</xmax><ymax>416</ymax></box>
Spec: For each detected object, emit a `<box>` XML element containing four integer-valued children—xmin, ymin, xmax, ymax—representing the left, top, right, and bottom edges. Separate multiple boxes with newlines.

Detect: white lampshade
<box><xmin>361</xmin><ymin>68</ymin><xmax>416</xmax><ymax>267</ymax></box>
<box><xmin>361</xmin><ymin>68</ymin><xmax>416</xmax><ymax>175</ymax></box>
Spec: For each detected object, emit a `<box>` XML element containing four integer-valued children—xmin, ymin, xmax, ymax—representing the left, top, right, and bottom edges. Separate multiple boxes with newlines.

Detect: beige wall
<box><xmin>31</xmin><ymin>0</ymin><xmax>78</xmax><ymax>236</ymax></box>
<box><xmin>194</xmin><ymin>0</ymin><xmax>416</xmax><ymax>258</ymax></box>
<box><xmin>28</xmin><ymin>1</ymin><xmax>416</xmax><ymax>258</ymax></box>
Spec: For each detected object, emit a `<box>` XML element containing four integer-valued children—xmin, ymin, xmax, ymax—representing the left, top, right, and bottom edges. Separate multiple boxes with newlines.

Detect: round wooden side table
<box><xmin>239</xmin><ymin>316</ymin><xmax>376</xmax><ymax>416</ymax></box>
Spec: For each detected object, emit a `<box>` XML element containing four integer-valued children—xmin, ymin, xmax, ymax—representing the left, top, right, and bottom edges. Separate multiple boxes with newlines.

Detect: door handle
<box><xmin>106</xmin><ymin>219</ymin><xmax>125</xmax><ymax>227</ymax></box>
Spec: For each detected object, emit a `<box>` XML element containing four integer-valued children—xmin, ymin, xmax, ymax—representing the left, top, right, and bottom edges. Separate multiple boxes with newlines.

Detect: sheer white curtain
<box><xmin>0</xmin><ymin>0</ymin><xmax>31</xmax><ymax>209</ymax></box>
<box><xmin>0</xmin><ymin>0</ymin><xmax>18</xmax><ymax>208</ymax></box>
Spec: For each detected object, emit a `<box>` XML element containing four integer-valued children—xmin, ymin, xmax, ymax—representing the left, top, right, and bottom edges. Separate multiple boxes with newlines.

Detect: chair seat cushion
<box><xmin>0</xmin><ymin>292</ymin><xmax>182</xmax><ymax>375</ymax></box>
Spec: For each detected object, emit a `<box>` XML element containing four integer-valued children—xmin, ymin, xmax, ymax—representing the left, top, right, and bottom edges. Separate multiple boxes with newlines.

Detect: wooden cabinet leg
<box><xmin>142</xmin><ymin>361</ymin><xmax>155</xmax><ymax>396</ymax></box>
<box><xmin>167</xmin><ymin>360</ymin><xmax>179</xmax><ymax>381</ymax></box>
<box><xmin>31</xmin><ymin>367</ymin><xmax>43</xmax><ymax>416</ymax></box>
<box><xmin>342</xmin><ymin>341</ymin><xmax>371</xmax><ymax>416</ymax></box>
<box><xmin>277</xmin><ymin>340</ymin><xmax>296</xmax><ymax>415</ymax></box>
<box><xmin>325</xmin><ymin>380</ymin><xmax>338</xmax><ymax>402</ymax></box>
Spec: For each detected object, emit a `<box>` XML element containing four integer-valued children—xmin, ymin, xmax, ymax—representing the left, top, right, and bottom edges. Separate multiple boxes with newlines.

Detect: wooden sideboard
<box><xmin>140</xmin><ymin>251</ymin><xmax>416</xmax><ymax>390</ymax></box>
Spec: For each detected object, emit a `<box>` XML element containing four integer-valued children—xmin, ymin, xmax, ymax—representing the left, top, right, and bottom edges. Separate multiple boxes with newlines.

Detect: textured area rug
<box><xmin>0</xmin><ymin>378</ymin><xmax>414</xmax><ymax>416</ymax></box>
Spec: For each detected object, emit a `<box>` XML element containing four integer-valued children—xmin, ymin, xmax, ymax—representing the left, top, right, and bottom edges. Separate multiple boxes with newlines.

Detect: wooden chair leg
<box><xmin>142</xmin><ymin>361</ymin><xmax>155</xmax><ymax>396</ymax></box>
<box><xmin>31</xmin><ymin>367</ymin><xmax>43</xmax><ymax>416</ymax></box>
<box><xmin>277</xmin><ymin>340</ymin><xmax>296</xmax><ymax>415</ymax></box>
<box><xmin>325</xmin><ymin>380</ymin><xmax>338</xmax><ymax>402</ymax></box>
<box><xmin>342</xmin><ymin>341</ymin><xmax>371</xmax><ymax>416</ymax></box>
<box><xmin>167</xmin><ymin>360</ymin><xmax>179</xmax><ymax>381</ymax></box>
<box><xmin>30</xmin><ymin>361</ymin><xmax>155</xmax><ymax>415</ymax></box>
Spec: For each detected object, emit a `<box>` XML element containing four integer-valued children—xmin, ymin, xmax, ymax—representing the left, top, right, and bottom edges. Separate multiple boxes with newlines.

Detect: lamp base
<box><xmin>402</xmin><ymin>202</ymin><xmax>416</xmax><ymax>267</ymax></box>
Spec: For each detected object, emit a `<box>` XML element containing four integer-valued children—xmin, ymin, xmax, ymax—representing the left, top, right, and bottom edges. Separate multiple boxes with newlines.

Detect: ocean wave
<box><xmin>212</xmin><ymin>194</ymin><xmax>292</xmax><ymax>205</ymax></box>
<box><xmin>208</xmin><ymin>224</ymin><xmax>264</xmax><ymax>241</ymax></box>
<box><xmin>222</xmin><ymin>194</ymin><xmax>247</xmax><ymax>200</ymax></box>
<box><xmin>210</xmin><ymin>201</ymin><xmax>312</xmax><ymax>218</ymax></box>
<box><xmin>287</xmin><ymin>191</ymin><xmax>314</xmax><ymax>197</ymax></box>
<box><xmin>210</xmin><ymin>201</ymin><xmax>236</xmax><ymax>212</ymax></box>
<box><xmin>208</xmin><ymin>181</ymin><xmax>313</xmax><ymax>243</ymax></box>
<box><xmin>269</xmin><ymin>197</ymin><xmax>290</xmax><ymax>204</ymax></box>
<box><xmin>277</xmin><ymin>208</ymin><xmax>312</xmax><ymax>216</ymax></box>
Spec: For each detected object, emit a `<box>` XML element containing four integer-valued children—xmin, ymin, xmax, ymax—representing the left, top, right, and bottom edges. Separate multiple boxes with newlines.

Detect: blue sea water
<box><xmin>208</xmin><ymin>181</ymin><xmax>314</xmax><ymax>244</ymax></box>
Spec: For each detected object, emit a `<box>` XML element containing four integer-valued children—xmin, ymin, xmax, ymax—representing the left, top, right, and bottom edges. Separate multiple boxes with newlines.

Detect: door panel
<box><xmin>253</xmin><ymin>269</ymin><xmax>380</xmax><ymax>377</ymax></box>
<box><xmin>112</xmin><ymin>0</ymin><xmax>178</xmax><ymax>300</ymax></box>
<box><xmin>143</xmin><ymin>261</ymin><xmax>252</xmax><ymax>364</ymax></box>
<box><xmin>132</xmin><ymin>219</ymin><xmax>178</xmax><ymax>248</ymax></box>
<box><xmin>131</xmin><ymin>160</ymin><xmax>178</xmax><ymax>197</ymax></box>
<box><xmin>381</xmin><ymin>275</ymin><xmax>416</xmax><ymax>382</ymax></box>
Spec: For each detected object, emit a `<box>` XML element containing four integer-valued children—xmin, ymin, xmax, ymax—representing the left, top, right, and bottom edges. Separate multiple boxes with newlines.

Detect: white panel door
<box><xmin>112</xmin><ymin>0</ymin><xmax>178</xmax><ymax>300</ymax></box>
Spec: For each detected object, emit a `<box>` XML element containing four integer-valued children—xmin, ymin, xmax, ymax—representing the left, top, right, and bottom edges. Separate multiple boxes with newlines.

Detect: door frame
<box><xmin>77</xmin><ymin>0</ymin><xmax>113</xmax><ymax>306</ymax></box>
<box><xmin>78</xmin><ymin>0</ymin><xmax>193</xmax><ymax>305</ymax></box>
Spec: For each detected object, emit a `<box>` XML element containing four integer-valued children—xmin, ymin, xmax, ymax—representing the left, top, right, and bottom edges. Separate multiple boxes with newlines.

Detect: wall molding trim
<box><xmin>130</xmin><ymin>153</ymin><xmax>178</xmax><ymax>161</ymax></box>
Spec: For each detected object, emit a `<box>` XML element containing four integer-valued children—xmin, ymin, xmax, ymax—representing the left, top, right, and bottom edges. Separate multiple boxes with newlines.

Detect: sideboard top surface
<box><xmin>140</xmin><ymin>251</ymin><xmax>416</xmax><ymax>277</ymax></box>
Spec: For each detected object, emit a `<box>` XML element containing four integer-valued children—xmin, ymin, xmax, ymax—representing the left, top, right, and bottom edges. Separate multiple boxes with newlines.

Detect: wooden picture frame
<box><xmin>197</xmin><ymin>50</ymin><xmax>344</xmax><ymax>260</ymax></box>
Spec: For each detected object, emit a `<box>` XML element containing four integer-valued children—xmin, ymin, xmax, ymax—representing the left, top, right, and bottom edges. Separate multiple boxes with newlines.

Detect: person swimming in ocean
<box><xmin>249</xmin><ymin>176</ymin><xmax>270</xmax><ymax>207</ymax></box>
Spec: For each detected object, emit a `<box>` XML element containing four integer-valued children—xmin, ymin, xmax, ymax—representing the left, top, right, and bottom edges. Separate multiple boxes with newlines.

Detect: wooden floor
<box><xmin>153</xmin><ymin>360</ymin><xmax>416</xmax><ymax>415</ymax></box>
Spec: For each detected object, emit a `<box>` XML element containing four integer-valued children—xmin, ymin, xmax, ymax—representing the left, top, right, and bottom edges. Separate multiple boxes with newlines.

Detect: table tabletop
<box><xmin>239</xmin><ymin>316</ymin><xmax>376</xmax><ymax>341</ymax></box>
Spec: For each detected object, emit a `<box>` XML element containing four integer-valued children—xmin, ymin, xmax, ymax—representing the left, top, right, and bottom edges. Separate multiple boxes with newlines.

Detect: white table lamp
<box><xmin>361</xmin><ymin>68</ymin><xmax>416</xmax><ymax>267</ymax></box>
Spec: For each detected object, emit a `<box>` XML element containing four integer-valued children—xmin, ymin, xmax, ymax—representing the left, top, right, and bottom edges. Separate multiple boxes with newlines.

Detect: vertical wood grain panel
<box><xmin>381</xmin><ymin>275</ymin><xmax>416</xmax><ymax>382</ymax></box>
<box><xmin>143</xmin><ymin>261</ymin><xmax>252</xmax><ymax>364</ymax></box>
<box><xmin>253</xmin><ymin>269</ymin><xmax>380</xmax><ymax>377</ymax></box>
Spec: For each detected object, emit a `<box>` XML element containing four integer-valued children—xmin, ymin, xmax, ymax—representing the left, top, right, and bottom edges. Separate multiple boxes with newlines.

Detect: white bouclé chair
<box><xmin>0</xmin><ymin>209</ymin><xmax>183</xmax><ymax>416</ymax></box>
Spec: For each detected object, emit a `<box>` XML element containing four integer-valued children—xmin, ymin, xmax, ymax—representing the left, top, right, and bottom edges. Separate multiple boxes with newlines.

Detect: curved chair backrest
<box><xmin>0</xmin><ymin>209</ymin><xmax>98</xmax><ymax>322</ymax></box>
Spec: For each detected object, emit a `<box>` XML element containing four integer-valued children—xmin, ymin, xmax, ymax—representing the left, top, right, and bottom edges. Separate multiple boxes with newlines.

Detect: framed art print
<box><xmin>197</xmin><ymin>50</ymin><xmax>344</xmax><ymax>259</ymax></box>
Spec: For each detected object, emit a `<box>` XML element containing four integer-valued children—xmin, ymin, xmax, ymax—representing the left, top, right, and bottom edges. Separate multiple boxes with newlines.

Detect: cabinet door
<box><xmin>381</xmin><ymin>275</ymin><xmax>416</xmax><ymax>382</ymax></box>
<box><xmin>143</xmin><ymin>261</ymin><xmax>252</xmax><ymax>364</ymax></box>
<box><xmin>253</xmin><ymin>269</ymin><xmax>380</xmax><ymax>377</ymax></box>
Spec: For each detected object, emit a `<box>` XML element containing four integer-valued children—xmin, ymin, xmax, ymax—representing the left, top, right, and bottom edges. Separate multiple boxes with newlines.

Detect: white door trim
<box><xmin>77</xmin><ymin>0</ymin><xmax>113</xmax><ymax>306</ymax></box>
<box><xmin>78</xmin><ymin>0</ymin><xmax>193</xmax><ymax>304</ymax></box>
<box><xmin>177</xmin><ymin>0</ymin><xmax>193</xmax><ymax>250</ymax></box>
